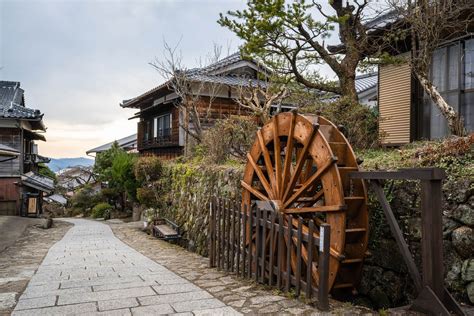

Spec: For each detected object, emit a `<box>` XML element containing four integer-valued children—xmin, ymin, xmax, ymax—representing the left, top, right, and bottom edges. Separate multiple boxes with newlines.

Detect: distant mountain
<box><xmin>48</xmin><ymin>157</ymin><xmax>94</xmax><ymax>172</ymax></box>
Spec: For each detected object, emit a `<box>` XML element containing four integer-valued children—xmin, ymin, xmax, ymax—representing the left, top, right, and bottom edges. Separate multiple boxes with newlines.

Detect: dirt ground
<box><xmin>0</xmin><ymin>219</ymin><xmax>72</xmax><ymax>315</ymax></box>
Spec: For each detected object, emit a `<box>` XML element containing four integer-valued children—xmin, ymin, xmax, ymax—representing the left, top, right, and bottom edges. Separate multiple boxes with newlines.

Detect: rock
<box><xmin>452</xmin><ymin>226</ymin><xmax>474</xmax><ymax>258</ymax></box>
<box><xmin>381</xmin><ymin>270</ymin><xmax>403</xmax><ymax>303</ymax></box>
<box><xmin>467</xmin><ymin>282</ymin><xmax>474</xmax><ymax>304</ymax></box>
<box><xmin>359</xmin><ymin>265</ymin><xmax>383</xmax><ymax>295</ymax></box>
<box><xmin>451</xmin><ymin>204</ymin><xmax>474</xmax><ymax>227</ymax></box>
<box><xmin>368</xmin><ymin>286</ymin><xmax>390</xmax><ymax>309</ymax></box>
<box><xmin>461</xmin><ymin>259</ymin><xmax>474</xmax><ymax>282</ymax></box>
<box><xmin>366</xmin><ymin>239</ymin><xmax>407</xmax><ymax>272</ymax></box>
<box><xmin>406</xmin><ymin>217</ymin><xmax>422</xmax><ymax>241</ymax></box>
<box><xmin>444</xmin><ymin>179</ymin><xmax>473</xmax><ymax>204</ymax></box>
<box><xmin>41</xmin><ymin>218</ymin><xmax>52</xmax><ymax>229</ymax></box>
<box><xmin>443</xmin><ymin>218</ymin><xmax>460</xmax><ymax>238</ymax></box>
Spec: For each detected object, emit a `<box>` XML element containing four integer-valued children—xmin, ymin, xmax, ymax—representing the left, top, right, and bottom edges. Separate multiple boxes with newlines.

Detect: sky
<box><xmin>0</xmin><ymin>0</ymin><xmax>247</xmax><ymax>158</ymax></box>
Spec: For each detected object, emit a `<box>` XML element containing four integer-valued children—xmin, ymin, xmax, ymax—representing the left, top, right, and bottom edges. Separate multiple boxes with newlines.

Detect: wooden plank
<box><xmin>261</xmin><ymin>209</ymin><xmax>268</xmax><ymax>284</ymax></box>
<box><xmin>277</xmin><ymin>213</ymin><xmax>283</xmax><ymax>289</ymax></box>
<box><xmin>283</xmin><ymin>156</ymin><xmax>336</xmax><ymax>208</ymax></box>
<box><xmin>421</xmin><ymin>179</ymin><xmax>444</xmax><ymax>298</ymax></box>
<box><xmin>247</xmin><ymin>153</ymin><xmax>274</xmax><ymax>200</ymax></box>
<box><xmin>269</xmin><ymin>212</ymin><xmax>276</xmax><ymax>286</ymax></box>
<box><xmin>306</xmin><ymin>220</ymin><xmax>315</xmax><ymax>299</ymax></box>
<box><xmin>226</xmin><ymin>199</ymin><xmax>231</xmax><ymax>271</ymax></box>
<box><xmin>241</xmin><ymin>180</ymin><xmax>269</xmax><ymax>201</ymax></box>
<box><xmin>285</xmin><ymin>215</ymin><xmax>292</xmax><ymax>292</ymax></box>
<box><xmin>349</xmin><ymin>168</ymin><xmax>445</xmax><ymax>180</ymax></box>
<box><xmin>370</xmin><ymin>180</ymin><xmax>422</xmax><ymax>291</ymax></box>
<box><xmin>216</xmin><ymin>198</ymin><xmax>221</xmax><ymax>271</ymax></box>
<box><xmin>236</xmin><ymin>202</ymin><xmax>241</xmax><ymax>275</ymax></box>
<box><xmin>282</xmin><ymin>112</ymin><xmax>296</xmax><ymax>198</ymax></box>
<box><xmin>242</xmin><ymin>205</ymin><xmax>248</xmax><ymax>278</ymax></box>
<box><xmin>255</xmin><ymin>208</ymin><xmax>260</xmax><ymax>282</ymax></box>
<box><xmin>231</xmin><ymin>200</ymin><xmax>236</xmax><ymax>273</ymax></box>
<box><xmin>273</xmin><ymin>116</ymin><xmax>282</xmax><ymax>198</ymax></box>
<box><xmin>318</xmin><ymin>224</ymin><xmax>330</xmax><ymax>311</ymax></box>
<box><xmin>284</xmin><ymin>205</ymin><xmax>346</xmax><ymax>214</ymax></box>
<box><xmin>295</xmin><ymin>218</ymin><xmax>303</xmax><ymax>297</ymax></box>
<box><xmin>208</xmin><ymin>199</ymin><xmax>215</xmax><ymax>268</ymax></box>
<box><xmin>248</xmin><ymin>206</ymin><xmax>253</xmax><ymax>279</ymax></box>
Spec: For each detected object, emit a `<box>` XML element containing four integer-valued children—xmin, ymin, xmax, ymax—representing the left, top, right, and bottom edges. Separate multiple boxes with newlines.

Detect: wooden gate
<box><xmin>208</xmin><ymin>197</ymin><xmax>331</xmax><ymax>310</ymax></box>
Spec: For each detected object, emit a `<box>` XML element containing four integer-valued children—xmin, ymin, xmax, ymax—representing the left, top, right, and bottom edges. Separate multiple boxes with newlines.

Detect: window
<box><xmin>424</xmin><ymin>37</ymin><xmax>474</xmax><ymax>138</ymax></box>
<box><xmin>153</xmin><ymin>113</ymin><xmax>172</xmax><ymax>139</ymax></box>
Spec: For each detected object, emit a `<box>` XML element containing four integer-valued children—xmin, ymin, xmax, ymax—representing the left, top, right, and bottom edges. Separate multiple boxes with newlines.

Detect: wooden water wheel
<box><xmin>241</xmin><ymin>111</ymin><xmax>368</xmax><ymax>293</ymax></box>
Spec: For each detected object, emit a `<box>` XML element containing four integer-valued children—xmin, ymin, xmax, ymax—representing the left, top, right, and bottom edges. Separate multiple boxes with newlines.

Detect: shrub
<box><xmin>91</xmin><ymin>202</ymin><xmax>113</xmax><ymax>219</ymax></box>
<box><xmin>199</xmin><ymin>116</ymin><xmax>257</xmax><ymax>164</ymax></box>
<box><xmin>69</xmin><ymin>185</ymin><xmax>101</xmax><ymax>215</ymax></box>
<box><xmin>134</xmin><ymin>156</ymin><xmax>163</xmax><ymax>183</ymax></box>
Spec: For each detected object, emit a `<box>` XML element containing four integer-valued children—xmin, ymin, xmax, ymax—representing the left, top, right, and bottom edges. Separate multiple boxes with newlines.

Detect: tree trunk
<box><xmin>416</xmin><ymin>73</ymin><xmax>466</xmax><ymax>137</ymax></box>
<box><xmin>339</xmin><ymin>74</ymin><xmax>359</xmax><ymax>107</ymax></box>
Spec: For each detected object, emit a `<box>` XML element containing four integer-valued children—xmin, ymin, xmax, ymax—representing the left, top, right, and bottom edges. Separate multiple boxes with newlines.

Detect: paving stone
<box><xmin>22</xmin><ymin>286</ymin><xmax>92</xmax><ymax>299</ymax></box>
<box><xmin>138</xmin><ymin>291</ymin><xmax>213</xmax><ymax>306</ymax></box>
<box><xmin>131</xmin><ymin>304</ymin><xmax>175</xmax><ymax>315</ymax></box>
<box><xmin>193</xmin><ymin>306</ymin><xmax>242</xmax><ymax>315</ymax></box>
<box><xmin>0</xmin><ymin>292</ymin><xmax>17</xmax><ymax>310</ymax></box>
<box><xmin>93</xmin><ymin>281</ymin><xmax>158</xmax><ymax>292</ymax></box>
<box><xmin>58</xmin><ymin>286</ymin><xmax>156</xmax><ymax>305</ymax></box>
<box><xmin>98</xmin><ymin>297</ymin><xmax>139</xmax><ymax>311</ymax></box>
<box><xmin>152</xmin><ymin>283</ymin><xmax>201</xmax><ymax>294</ymax></box>
<box><xmin>249</xmin><ymin>295</ymin><xmax>286</xmax><ymax>305</ymax></box>
<box><xmin>14</xmin><ymin>296</ymin><xmax>56</xmax><ymax>310</ymax></box>
<box><xmin>12</xmin><ymin>302</ymin><xmax>98</xmax><ymax>316</ymax></box>
<box><xmin>172</xmin><ymin>298</ymin><xmax>225</xmax><ymax>312</ymax></box>
<box><xmin>81</xmin><ymin>308</ymin><xmax>131</xmax><ymax>316</ymax></box>
<box><xmin>60</xmin><ymin>276</ymin><xmax>143</xmax><ymax>289</ymax></box>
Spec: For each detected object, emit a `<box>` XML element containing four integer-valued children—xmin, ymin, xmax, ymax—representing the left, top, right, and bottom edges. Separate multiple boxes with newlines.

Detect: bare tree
<box><xmin>150</xmin><ymin>42</ymin><xmax>228</xmax><ymax>152</ymax></box>
<box><xmin>233</xmin><ymin>80</ymin><xmax>289</xmax><ymax>125</ymax></box>
<box><xmin>389</xmin><ymin>0</ymin><xmax>473</xmax><ymax>136</ymax></box>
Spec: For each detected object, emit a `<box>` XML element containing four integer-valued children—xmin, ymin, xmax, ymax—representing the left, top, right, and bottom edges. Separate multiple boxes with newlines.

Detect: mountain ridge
<box><xmin>48</xmin><ymin>157</ymin><xmax>94</xmax><ymax>172</ymax></box>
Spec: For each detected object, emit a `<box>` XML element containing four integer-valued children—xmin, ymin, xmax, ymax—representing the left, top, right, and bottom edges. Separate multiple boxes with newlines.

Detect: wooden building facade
<box><xmin>121</xmin><ymin>53</ymin><xmax>269</xmax><ymax>159</ymax></box>
<box><xmin>0</xmin><ymin>81</ymin><xmax>53</xmax><ymax>216</ymax></box>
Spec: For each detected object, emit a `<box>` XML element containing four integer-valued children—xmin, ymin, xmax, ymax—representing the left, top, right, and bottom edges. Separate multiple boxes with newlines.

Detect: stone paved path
<box><xmin>13</xmin><ymin>219</ymin><xmax>240</xmax><ymax>316</ymax></box>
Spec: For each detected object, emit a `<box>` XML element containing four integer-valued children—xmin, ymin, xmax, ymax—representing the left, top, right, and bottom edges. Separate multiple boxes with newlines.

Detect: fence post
<box><xmin>318</xmin><ymin>223</ymin><xmax>330</xmax><ymax>311</ymax></box>
<box><xmin>208</xmin><ymin>198</ymin><xmax>215</xmax><ymax>268</ymax></box>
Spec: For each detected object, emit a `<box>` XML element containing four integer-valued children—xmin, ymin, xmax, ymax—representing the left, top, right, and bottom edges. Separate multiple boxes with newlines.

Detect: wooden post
<box><xmin>318</xmin><ymin>223</ymin><xmax>330</xmax><ymax>311</ymax></box>
<box><xmin>209</xmin><ymin>198</ymin><xmax>215</xmax><ymax>268</ymax></box>
<box><xmin>306</xmin><ymin>220</ymin><xmax>315</xmax><ymax>299</ymax></box>
<box><xmin>420</xmin><ymin>178</ymin><xmax>444</xmax><ymax>298</ymax></box>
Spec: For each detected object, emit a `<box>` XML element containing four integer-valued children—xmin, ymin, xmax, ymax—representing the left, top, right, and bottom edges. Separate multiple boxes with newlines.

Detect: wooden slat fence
<box><xmin>208</xmin><ymin>196</ymin><xmax>330</xmax><ymax>310</ymax></box>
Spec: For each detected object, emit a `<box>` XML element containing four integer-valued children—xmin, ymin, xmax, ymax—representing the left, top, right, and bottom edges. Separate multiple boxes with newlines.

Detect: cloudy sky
<box><xmin>0</xmin><ymin>0</ymin><xmax>246</xmax><ymax>158</ymax></box>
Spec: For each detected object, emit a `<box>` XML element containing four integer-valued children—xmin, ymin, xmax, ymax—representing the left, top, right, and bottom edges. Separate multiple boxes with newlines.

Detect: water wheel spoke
<box><xmin>284</xmin><ymin>205</ymin><xmax>346</xmax><ymax>214</ymax></box>
<box><xmin>273</xmin><ymin>116</ymin><xmax>282</xmax><ymax>199</ymax></box>
<box><xmin>257</xmin><ymin>130</ymin><xmax>277</xmax><ymax>196</ymax></box>
<box><xmin>282</xmin><ymin>112</ymin><xmax>296</xmax><ymax>197</ymax></box>
<box><xmin>283</xmin><ymin>157</ymin><xmax>337</xmax><ymax>208</ymax></box>
<box><xmin>246</xmin><ymin>153</ymin><xmax>274</xmax><ymax>200</ymax></box>
<box><xmin>241</xmin><ymin>181</ymin><xmax>269</xmax><ymax>201</ymax></box>
<box><xmin>283</xmin><ymin>124</ymin><xmax>319</xmax><ymax>202</ymax></box>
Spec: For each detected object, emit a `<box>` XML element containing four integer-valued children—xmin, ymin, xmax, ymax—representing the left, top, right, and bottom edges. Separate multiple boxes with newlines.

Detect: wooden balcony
<box><xmin>138</xmin><ymin>128</ymin><xmax>179</xmax><ymax>150</ymax></box>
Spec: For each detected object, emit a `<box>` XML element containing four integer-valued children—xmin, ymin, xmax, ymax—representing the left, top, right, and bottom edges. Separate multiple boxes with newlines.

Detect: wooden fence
<box><xmin>208</xmin><ymin>197</ymin><xmax>330</xmax><ymax>310</ymax></box>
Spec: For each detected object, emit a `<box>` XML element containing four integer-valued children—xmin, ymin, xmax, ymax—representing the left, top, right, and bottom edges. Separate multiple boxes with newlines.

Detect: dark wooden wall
<box><xmin>0</xmin><ymin>177</ymin><xmax>20</xmax><ymax>216</ymax></box>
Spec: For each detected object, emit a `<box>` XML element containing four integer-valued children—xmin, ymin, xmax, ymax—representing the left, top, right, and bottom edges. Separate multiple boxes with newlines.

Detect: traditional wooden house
<box><xmin>0</xmin><ymin>81</ymin><xmax>54</xmax><ymax>216</ymax></box>
<box><xmin>121</xmin><ymin>53</ymin><xmax>272</xmax><ymax>159</ymax></box>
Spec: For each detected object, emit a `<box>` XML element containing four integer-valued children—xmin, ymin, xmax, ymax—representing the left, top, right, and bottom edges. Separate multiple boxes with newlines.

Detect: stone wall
<box><xmin>153</xmin><ymin>162</ymin><xmax>473</xmax><ymax>307</ymax></box>
<box><xmin>357</xmin><ymin>178</ymin><xmax>474</xmax><ymax>308</ymax></box>
<box><xmin>156</xmin><ymin>162</ymin><xmax>243</xmax><ymax>256</ymax></box>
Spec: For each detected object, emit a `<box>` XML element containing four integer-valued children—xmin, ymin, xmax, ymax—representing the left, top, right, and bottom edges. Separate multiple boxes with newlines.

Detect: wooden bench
<box><xmin>152</xmin><ymin>218</ymin><xmax>181</xmax><ymax>241</ymax></box>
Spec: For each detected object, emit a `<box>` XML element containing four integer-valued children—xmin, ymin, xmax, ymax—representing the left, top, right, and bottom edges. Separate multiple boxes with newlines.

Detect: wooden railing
<box><xmin>208</xmin><ymin>197</ymin><xmax>330</xmax><ymax>310</ymax></box>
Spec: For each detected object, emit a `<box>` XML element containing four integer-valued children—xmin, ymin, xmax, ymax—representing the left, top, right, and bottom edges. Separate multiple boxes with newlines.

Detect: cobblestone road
<box><xmin>13</xmin><ymin>219</ymin><xmax>240</xmax><ymax>316</ymax></box>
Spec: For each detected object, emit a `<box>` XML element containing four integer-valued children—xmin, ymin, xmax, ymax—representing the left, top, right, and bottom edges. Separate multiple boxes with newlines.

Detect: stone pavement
<box><xmin>13</xmin><ymin>219</ymin><xmax>240</xmax><ymax>316</ymax></box>
<box><xmin>110</xmin><ymin>221</ymin><xmax>374</xmax><ymax>315</ymax></box>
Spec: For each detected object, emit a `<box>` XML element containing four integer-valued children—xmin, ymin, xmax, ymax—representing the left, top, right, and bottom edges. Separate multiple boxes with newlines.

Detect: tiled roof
<box><xmin>122</xmin><ymin>52</ymin><xmax>269</xmax><ymax>108</ymax></box>
<box><xmin>354</xmin><ymin>72</ymin><xmax>378</xmax><ymax>94</ymax></box>
<box><xmin>21</xmin><ymin>171</ymin><xmax>55</xmax><ymax>193</ymax></box>
<box><xmin>0</xmin><ymin>81</ymin><xmax>43</xmax><ymax>119</ymax></box>
<box><xmin>0</xmin><ymin>144</ymin><xmax>20</xmax><ymax>157</ymax></box>
<box><xmin>86</xmin><ymin>133</ymin><xmax>137</xmax><ymax>154</ymax></box>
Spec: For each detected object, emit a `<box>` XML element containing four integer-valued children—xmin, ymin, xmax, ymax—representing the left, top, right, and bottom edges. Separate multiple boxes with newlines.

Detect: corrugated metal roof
<box><xmin>86</xmin><ymin>133</ymin><xmax>137</xmax><ymax>154</ymax></box>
